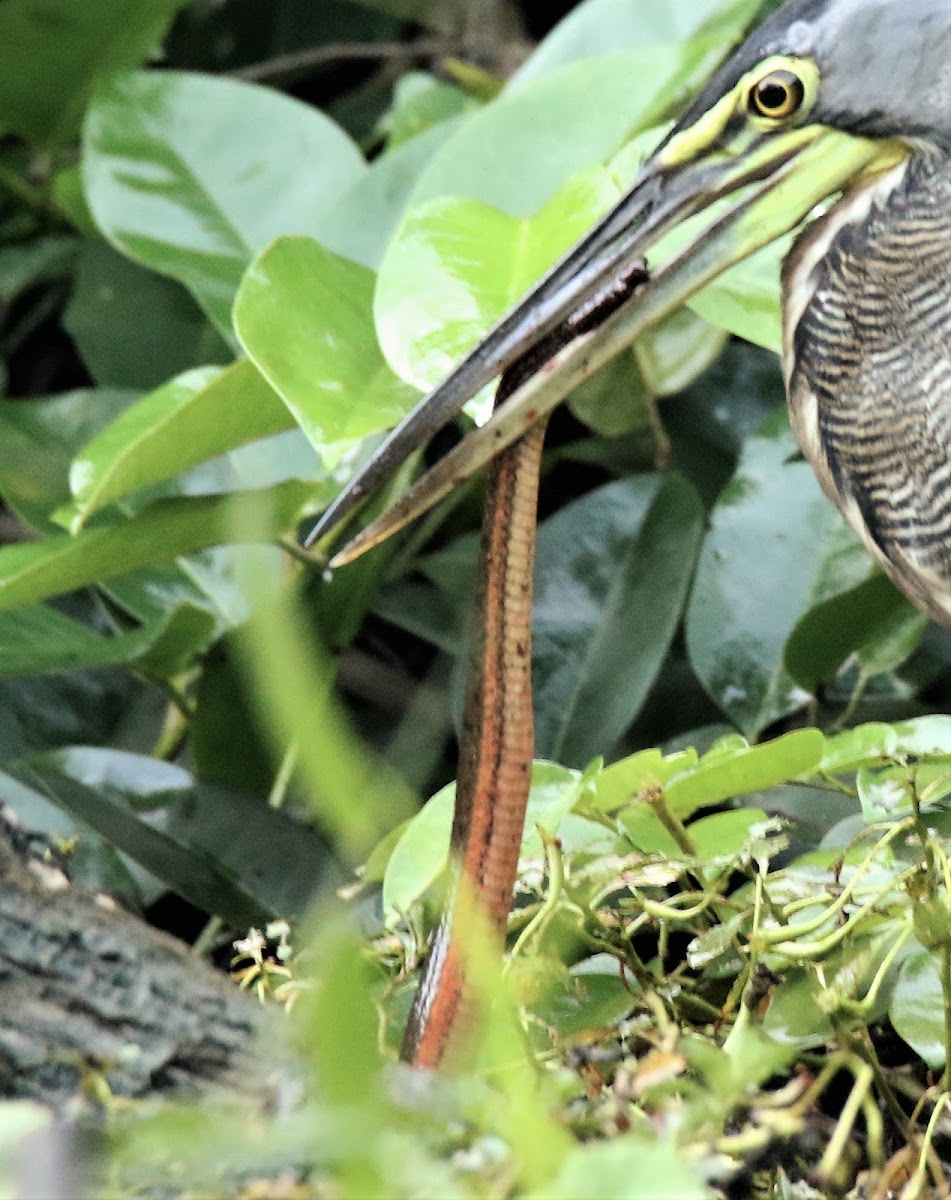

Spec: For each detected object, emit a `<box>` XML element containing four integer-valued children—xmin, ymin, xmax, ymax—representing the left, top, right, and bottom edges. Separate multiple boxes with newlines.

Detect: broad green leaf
<box><xmin>409</xmin><ymin>47</ymin><xmax>711</xmax><ymax>215</ymax></box>
<box><xmin>65</xmin><ymin>361</ymin><xmax>296</xmax><ymax>529</ymax></box>
<box><xmin>686</xmin><ymin>418</ymin><xmax>876</xmax><ymax>735</ymax></box>
<box><xmin>9</xmin><ymin>748</ymin><xmax>329</xmax><ymax>924</ymax></box>
<box><xmin>376</xmin><ymin>170</ymin><xmax>618</xmax><ymax>413</ymax></box>
<box><xmin>64</xmin><ymin>240</ymin><xmax>231</xmax><ymax>388</ymax></box>
<box><xmin>0</xmin><ymin>388</ymin><xmax>139</xmax><ymax>531</ymax></box>
<box><xmin>526</xmin><ymin>957</ymin><xmax>638</xmax><ymax>1044</ymax></box>
<box><xmin>635</xmin><ymin>307</ymin><xmax>728</xmax><ymax>397</ymax></box>
<box><xmin>532</xmin><ymin>474</ymin><xmax>704</xmax><ymax>766</ymax></box>
<box><xmin>234</xmin><ymin>237</ymin><xmax>418</xmax><ymax>466</ymax></box>
<box><xmin>382</xmin><ymin>762</ymin><xmax>584</xmax><ymax>919</ymax></box>
<box><xmin>0</xmin><ymin>482</ymin><xmax>318</xmax><ymax>614</ymax></box>
<box><xmin>83</xmin><ymin>71</ymin><xmax>366</xmax><ymax>333</ymax></box>
<box><xmin>785</xmin><ymin>572</ymin><xmax>927</xmax><ymax>691</ymax></box>
<box><xmin>890</xmin><ymin>949</ymin><xmax>946</xmax><ymax>1068</ymax></box>
<box><xmin>664</xmin><ymin>729</ymin><xmax>824</xmax><ymax>818</ymax></box>
<box><xmin>686</xmin><ymin>808</ymin><xmax>770</xmax><ymax>860</ymax></box>
<box><xmin>592</xmin><ymin>747</ymin><xmax>699</xmax><ymax>813</ymax></box>
<box><xmin>379</xmin><ymin>72</ymin><xmax>475</xmax><ymax>149</ymax></box>
<box><xmin>530</xmin><ymin>1138</ymin><xmax>709</xmax><ymax>1200</ymax></box>
<box><xmin>512</xmin><ymin>0</ymin><xmax>762</xmax><ymax>88</ymax></box>
<box><xmin>0</xmin><ymin>600</ymin><xmax>214</xmax><ymax>679</ymax></box>
<box><xmin>688</xmin><ymin>238</ymin><xmax>787</xmax><ymax>352</ymax></box>
<box><xmin>313</xmin><ymin>119</ymin><xmax>459</xmax><ymax>270</ymax></box>
<box><xmin>0</xmin><ymin>0</ymin><xmax>191</xmax><ymax>143</ymax></box>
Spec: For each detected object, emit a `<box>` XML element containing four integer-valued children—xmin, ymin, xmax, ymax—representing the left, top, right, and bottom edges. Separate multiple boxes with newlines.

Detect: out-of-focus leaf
<box><xmin>0</xmin><ymin>389</ymin><xmax>138</xmax><ymax>531</ymax></box>
<box><xmin>529</xmin><ymin>1137</ymin><xmax>710</xmax><ymax>1200</ymax></box>
<box><xmin>381</xmin><ymin>762</ymin><xmax>584</xmax><ymax>920</ymax></box>
<box><xmin>64</xmin><ymin>361</ymin><xmax>297</xmax><ymax>529</ymax></box>
<box><xmin>512</xmin><ymin>0</ymin><xmax>762</xmax><ymax>88</ymax></box>
<box><xmin>0</xmin><ymin>482</ymin><xmax>318</xmax><ymax>614</ymax></box>
<box><xmin>380</xmin><ymin>72</ymin><xmax>475</xmax><ymax>149</ymax></box>
<box><xmin>785</xmin><ymin>572</ymin><xmax>928</xmax><ymax>692</ymax></box>
<box><xmin>313</xmin><ymin>119</ymin><xmax>458</xmax><ymax>270</ymax></box>
<box><xmin>375</xmin><ymin>169</ymin><xmax>618</xmax><ymax>414</ymax></box>
<box><xmin>409</xmin><ymin>47</ymin><xmax>711</xmax><ymax>215</ymax></box>
<box><xmin>890</xmin><ymin>949</ymin><xmax>946</xmax><ymax>1068</ymax></box>
<box><xmin>532</xmin><ymin>474</ymin><xmax>704</xmax><ymax>766</ymax></box>
<box><xmin>63</xmin><ymin>241</ymin><xmax>231</xmax><ymax>388</ymax></box>
<box><xmin>686</xmin><ymin>418</ymin><xmax>875</xmax><ymax>735</ymax></box>
<box><xmin>0</xmin><ymin>0</ymin><xmax>191</xmax><ymax>143</ymax></box>
<box><xmin>0</xmin><ymin>669</ymin><xmax>144</xmax><ymax>767</ymax></box>
<box><xmin>0</xmin><ymin>235</ymin><xmax>78</xmax><ymax>303</ymax></box>
<box><xmin>234</xmin><ymin>237</ymin><xmax>418</xmax><ymax>466</ymax></box>
<box><xmin>83</xmin><ymin>71</ymin><xmax>366</xmax><ymax>333</ymax></box>
<box><xmin>0</xmin><ymin>601</ymin><xmax>214</xmax><ymax>679</ymax></box>
<box><xmin>8</xmin><ymin>748</ymin><xmax>328</xmax><ymax>923</ymax></box>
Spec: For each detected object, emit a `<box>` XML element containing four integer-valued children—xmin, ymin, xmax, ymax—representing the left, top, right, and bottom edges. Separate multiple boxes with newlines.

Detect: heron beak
<box><xmin>310</xmin><ymin>122</ymin><xmax>890</xmax><ymax>567</ymax></box>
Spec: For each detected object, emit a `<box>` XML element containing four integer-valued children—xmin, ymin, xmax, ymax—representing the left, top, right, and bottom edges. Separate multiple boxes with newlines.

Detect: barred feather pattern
<box><xmin>787</xmin><ymin>152</ymin><xmax>951</xmax><ymax>625</ymax></box>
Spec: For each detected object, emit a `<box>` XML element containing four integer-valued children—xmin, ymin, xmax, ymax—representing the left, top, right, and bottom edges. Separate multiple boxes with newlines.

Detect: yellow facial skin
<box><xmin>656</xmin><ymin>56</ymin><xmax>823</xmax><ymax>172</ymax></box>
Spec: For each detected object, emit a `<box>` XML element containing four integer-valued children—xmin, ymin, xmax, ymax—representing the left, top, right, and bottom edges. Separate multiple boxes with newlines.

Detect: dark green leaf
<box><xmin>532</xmin><ymin>474</ymin><xmax>704</xmax><ymax>766</ymax></box>
<box><xmin>63</xmin><ymin>240</ymin><xmax>231</xmax><ymax>388</ymax></box>
<box><xmin>0</xmin><ymin>0</ymin><xmax>191</xmax><ymax>143</ymax></box>
<box><xmin>686</xmin><ymin>419</ymin><xmax>875</xmax><ymax>735</ymax></box>
<box><xmin>9</xmin><ymin>748</ymin><xmax>329</xmax><ymax>923</ymax></box>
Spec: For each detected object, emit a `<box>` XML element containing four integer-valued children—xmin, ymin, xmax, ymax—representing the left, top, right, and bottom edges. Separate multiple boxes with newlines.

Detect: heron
<box><xmin>307</xmin><ymin>0</ymin><xmax>951</xmax><ymax>1066</ymax></box>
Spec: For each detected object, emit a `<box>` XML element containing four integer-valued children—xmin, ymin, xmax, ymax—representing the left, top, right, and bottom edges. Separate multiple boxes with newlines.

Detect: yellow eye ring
<box><xmin>749</xmin><ymin>69</ymin><xmax>806</xmax><ymax>120</ymax></box>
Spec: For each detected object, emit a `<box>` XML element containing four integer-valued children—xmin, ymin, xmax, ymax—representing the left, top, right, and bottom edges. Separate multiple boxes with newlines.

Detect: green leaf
<box><xmin>381</xmin><ymin>762</ymin><xmax>584</xmax><ymax>920</ymax></box>
<box><xmin>0</xmin><ymin>388</ymin><xmax>139</xmax><ymax>531</ymax></box>
<box><xmin>664</xmin><ymin>729</ymin><xmax>824</xmax><ymax>819</ymax></box>
<box><xmin>529</xmin><ymin>1138</ymin><xmax>710</xmax><ymax>1200</ymax></box>
<box><xmin>687</xmin><ymin>808</ymin><xmax>770</xmax><ymax>860</ymax></box>
<box><xmin>0</xmin><ymin>482</ymin><xmax>318</xmax><ymax>614</ymax></box>
<box><xmin>785</xmin><ymin>572</ymin><xmax>928</xmax><ymax>691</ymax></box>
<box><xmin>591</xmin><ymin>747</ymin><xmax>699</xmax><ymax>813</ymax></box>
<box><xmin>65</xmin><ymin>360</ymin><xmax>297</xmax><ymax>528</ymax></box>
<box><xmin>0</xmin><ymin>234</ymin><xmax>78</xmax><ymax>303</ymax></box>
<box><xmin>686</xmin><ymin>418</ymin><xmax>875</xmax><ymax>735</ymax></box>
<box><xmin>0</xmin><ymin>601</ymin><xmax>214</xmax><ymax>679</ymax></box>
<box><xmin>0</xmin><ymin>0</ymin><xmax>191</xmax><ymax>144</ymax></box>
<box><xmin>688</xmin><ymin>237</ymin><xmax>787</xmax><ymax>352</ymax></box>
<box><xmin>83</xmin><ymin>71</ymin><xmax>365</xmax><ymax>333</ymax></box>
<box><xmin>313</xmin><ymin>119</ymin><xmax>458</xmax><ymax>270</ymax></box>
<box><xmin>890</xmin><ymin>949</ymin><xmax>946</xmax><ymax>1068</ymax></box>
<box><xmin>9</xmin><ymin>748</ymin><xmax>329</xmax><ymax>924</ymax></box>
<box><xmin>234</xmin><ymin>237</ymin><xmax>419</xmax><ymax>466</ymax></box>
<box><xmin>63</xmin><ymin>240</ymin><xmax>231</xmax><ymax>389</ymax></box>
<box><xmin>409</xmin><ymin>48</ymin><xmax>707</xmax><ymax>215</ymax></box>
<box><xmin>512</xmin><ymin>0</ymin><xmax>762</xmax><ymax>88</ymax></box>
<box><xmin>375</xmin><ymin>170</ymin><xmax>618</xmax><ymax>408</ymax></box>
<box><xmin>532</xmin><ymin>474</ymin><xmax>704</xmax><ymax>766</ymax></box>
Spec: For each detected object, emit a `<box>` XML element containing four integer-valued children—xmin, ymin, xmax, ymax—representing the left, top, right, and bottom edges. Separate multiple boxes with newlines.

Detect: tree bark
<box><xmin>0</xmin><ymin>817</ymin><xmax>273</xmax><ymax>1112</ymax></box>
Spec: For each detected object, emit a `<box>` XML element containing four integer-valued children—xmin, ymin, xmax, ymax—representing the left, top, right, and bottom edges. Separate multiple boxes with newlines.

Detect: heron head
<box><xmin>308</xmin><ymin>0</ymin><xmax>949</xmax><ymax>562</ymax></box>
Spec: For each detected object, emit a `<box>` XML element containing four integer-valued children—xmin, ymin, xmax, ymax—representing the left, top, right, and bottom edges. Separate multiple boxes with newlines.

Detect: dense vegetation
<box><xmin>1</xmin><ymin>0</ymin><xmax>951</xmax><ymax>1195</ymax></box>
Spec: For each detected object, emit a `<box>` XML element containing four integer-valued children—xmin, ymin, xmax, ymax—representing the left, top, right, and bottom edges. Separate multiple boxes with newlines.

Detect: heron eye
<box><xmin>750</xmin><ymin>69</ymin><xmax>806</xmax><ymax>119</ymax></box>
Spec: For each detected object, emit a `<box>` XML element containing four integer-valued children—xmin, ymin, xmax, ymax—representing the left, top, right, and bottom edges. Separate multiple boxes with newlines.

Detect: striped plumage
<box><xmin>785</xmin><ymin>152</ymin><xmax>951</xmax><ymax>624</ymax></box>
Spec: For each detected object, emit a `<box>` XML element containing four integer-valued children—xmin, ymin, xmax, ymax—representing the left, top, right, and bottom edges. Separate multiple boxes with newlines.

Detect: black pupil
<box><xmin>759</xmin><ymin>82</ymin><xmax>789</xmax><ymax>111</ymax></box>
<box><xmin>754</xmin><ymin>71</ymin><xmax>803</xmax><ymax>116</ymax></box>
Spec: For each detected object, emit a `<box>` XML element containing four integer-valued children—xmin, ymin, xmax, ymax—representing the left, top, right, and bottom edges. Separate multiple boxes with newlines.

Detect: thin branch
<box><xmin>235</xmin><ymin>38</ymin><xmax>464</xmax><ymax>84</ymax></box>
